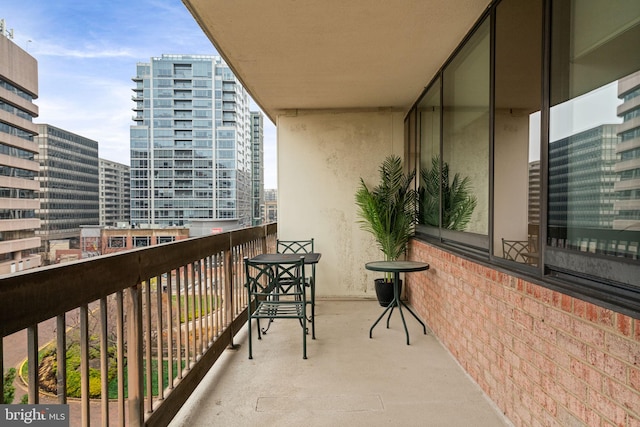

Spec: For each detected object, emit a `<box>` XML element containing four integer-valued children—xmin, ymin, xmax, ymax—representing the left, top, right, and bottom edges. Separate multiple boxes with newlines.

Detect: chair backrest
<box><xmin>244</xmin><ymin>257</ymin><xmax>306</xmax><ymax>297</ymax></box>
<box><xmin>501</xmin><ymin>238</ymin><xmax>529</xmax><ymax>263</ymax></box>
<box><xmin>277</xmin><ymin>238</ymin><xmax>314</xmax><ymax>254</ymax></box>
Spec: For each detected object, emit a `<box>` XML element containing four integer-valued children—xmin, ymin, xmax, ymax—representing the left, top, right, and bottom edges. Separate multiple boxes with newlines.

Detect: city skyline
<box><xmin>1</xmin><ymin>1</ymin><xmax>278</xmax><ymax>188</ymax></box>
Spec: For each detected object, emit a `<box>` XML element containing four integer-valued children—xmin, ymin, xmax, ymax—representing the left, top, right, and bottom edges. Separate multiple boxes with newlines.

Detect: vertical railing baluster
<box><xmin>197</xmin><ymin>260</ymin><xmax>204</xmax><ymax>356</ymax></box>
<box><xmin>191</xmin><ymin>262</ymin><xmax>198</xmax><ymax>363</ymax></box>
<box><xmin>56</xmin><ymin>314</ymin><xmax>67</xmax><ymax>404</ymax></box>
<box><xmin>27</xmin><ymin>324</ymin><xmax>38</xmax><ymax>403</ymax></box>
<box><xmin>217</xmin><ymin>253</ymin><xmax>223</xmax><ymax>334</ymax></box>
<box><xmin>80</xmin><ymin>305</ymin><xmax>90</xmax><ymax>427</ymax></box>
<box><xmin>183</xmin><ymin>266</ymin><xmax>190</xmax><ymax>370</ymax></box>
<box><xmin>127</xmin><ymin>284</ymin><xmax>144</xmax><ymax>427</ymax></box>
<box><xmin>100</xmin><ymin>298</ymin><xmax>109</xmax><ymax>426</ymax></box>
<box><xmin>176</xmin><ymin>267</ymin><xmax>183</xmax><ymax>379</ymax></box>
<box><xmin>166</xmin><ymin>272</ymin><xmax>174</xmax><ymax>389</ymax></box>
<box><xmin>0</xmin><ymin>338</ymin><xmax>4</xmax><ymax>404</ymax></box>
<box><xmin>224</xmin><ymin>249</ymin><xmax>233</xmax><ymax>345</ymax></box>
<box><xmin>116</xmin><ymin>291</ymin><xmax>125</xmax><ymax>427</ymax></box>
<box><xmin>203</xmin><ymin>257</ymin><xmax>210</xmax><ymax>347</ymax></box>
<box><xmin>155</xmin><ymin>275</ymin><xmax>164</xmax><ymax>401</ymax></box>
<box><xmin>144</xmin><ymin>281</ymin><xmax>152</xmax><ymax>414</ymax></box>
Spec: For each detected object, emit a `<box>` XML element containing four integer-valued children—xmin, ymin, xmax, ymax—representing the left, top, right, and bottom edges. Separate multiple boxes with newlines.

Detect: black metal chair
<box><xmin>277</xmin><ymin>238</ymin><xmax>316</xmax><ymax>338</ymax></box>
<box><xmin>244</xmin><ymin>256</ymin><xmax>307</xmax><ymax>359</ymax></box>
<box><xmin>501</xmin><ymin>238</ymin><xmax>531</xmax><ymax>264</ymax></box>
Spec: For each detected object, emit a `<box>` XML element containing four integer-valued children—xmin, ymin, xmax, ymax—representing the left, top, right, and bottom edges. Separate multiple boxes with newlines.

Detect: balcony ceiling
<box><xmin>182</xmin><ymin>0</ymin><xmax>491</xmax><ymax>121</ymax></box>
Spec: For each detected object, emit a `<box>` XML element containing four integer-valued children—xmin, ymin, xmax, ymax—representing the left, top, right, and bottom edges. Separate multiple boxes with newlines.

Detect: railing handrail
<box><xmin>0</xmin><ymin>223</ymin><xmax>276</xmax><ymax>338</ymax></box>
<box><xmin>1</xmin><ymin>222</ymin><xmax>277</xmax><ymax>427</ymax></box>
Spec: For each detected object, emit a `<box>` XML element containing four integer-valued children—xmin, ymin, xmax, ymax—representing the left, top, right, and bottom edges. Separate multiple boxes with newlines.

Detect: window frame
<box><xmin>408</xmin><ymin>0</ymin><xmax>640</xmax><ymax>318</ymax></box>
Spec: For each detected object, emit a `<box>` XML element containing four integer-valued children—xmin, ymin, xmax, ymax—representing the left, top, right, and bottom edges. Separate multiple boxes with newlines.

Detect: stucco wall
<box><xmin>276</xmin><ymin>109</ymin><xmax>404</xmax><ymax>298</ymax></box>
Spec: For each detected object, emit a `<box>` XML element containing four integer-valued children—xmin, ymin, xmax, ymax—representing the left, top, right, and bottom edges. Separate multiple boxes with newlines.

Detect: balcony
<box><xmin>0</xmin><ymin>224</ymin><xmax>508</xmax><ymax>426</ymax></box>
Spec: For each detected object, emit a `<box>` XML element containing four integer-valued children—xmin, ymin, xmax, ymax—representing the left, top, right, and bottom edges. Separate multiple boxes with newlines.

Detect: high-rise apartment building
<box><xmin>614</xmin><ymin>71</ymin><xmax>640</xmax><ymax>231</ymax></box>
<box><xmin>130</xmin><ymin>54</ymin><xmax>261</xmax><ymax>228</ymax></box>
<box><xmin>0</xmin><ymin>26</ymin><xmax>41</xmax><ymax>274</ymax></box>
<box><xmin>250</xmin><ymin>111</ymin><xmax>264</xmax><ymax>225</ymax></box>
<box><xmin>99</xmin><ymin>158</ymin><xmax>130</xmax><ymax>226</ymax></box>
<box><xmin>35</xmin><ymin>124</ymin><xmax>99</xmax><ymax>258</ymax></box>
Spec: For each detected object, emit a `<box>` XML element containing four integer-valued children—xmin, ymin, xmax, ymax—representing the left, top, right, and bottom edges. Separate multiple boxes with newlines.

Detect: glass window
<box><xmin>108</xmin><ymin>236</ymin><xmax>126</xmax><ymax>248</ymax></box>
<box><xmin>549</xmin><ymin>0</ymin><xmax>640</xmax><ymax>284</ymax></box>
<box><xmin>442</xmin><ymin>18</ymin><xmax>490</xmax><ymax>243</ymax></box>
<box><xmin>493</xmin><ymin>0</ymin><xmax>542</xmax><ymax>267</ymax></box>
<box><xmin>417</xmin><ymin>79</ymin><xmax>441</xmax><ymax>234</ymax></box>
<box><xmin>133</xmin><ymin>236</ymin><xmax>150</xmax><ymax>247</ymax></box>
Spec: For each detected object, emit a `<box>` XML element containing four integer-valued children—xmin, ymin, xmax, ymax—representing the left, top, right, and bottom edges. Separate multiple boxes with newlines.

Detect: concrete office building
<box><xmin>250</xmin><ymin>111</ymin><xmax>264</xmax><ymax>225</ymax></box>
<box><xmin>548</xmin><ymin>124</ymin><xmax>619</xmax><ymax>229</ymax></box>
<box><xmin>99</xmin><ymin>158</ymin><xmax>130</xmax><ymax>226</ymax></box>
<box><xmin>35</xmin><ymin>124</ymin><xmax>99</xmax><ymax>260</ymax></box>
<box><xmin>0</xmin><ymin>24</ymin><xmax>41</xmax><ymax>274</ymax></box>
<box><xmin>614</xmin><ymin>71</ymin><xmax>640</xmax><ymax>231</ymax></box>
<box><xmin>130</xmin><ymin>54</ymin><xmax>261</xmax><ymax>228</ymax></box>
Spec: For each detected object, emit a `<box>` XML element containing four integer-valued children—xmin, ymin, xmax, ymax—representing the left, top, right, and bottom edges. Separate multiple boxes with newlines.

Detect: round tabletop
<box><xmin>365</xmin><ymin>260</ymin><xmax>430</xmax><ymax>273</ymax></box>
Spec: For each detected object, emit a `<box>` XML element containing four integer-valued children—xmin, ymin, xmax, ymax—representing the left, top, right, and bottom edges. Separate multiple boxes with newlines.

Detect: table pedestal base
<box><xmin>369</xmin><ymin>271</ymin><xmax>427</xmax><ymax>345</ymax></box>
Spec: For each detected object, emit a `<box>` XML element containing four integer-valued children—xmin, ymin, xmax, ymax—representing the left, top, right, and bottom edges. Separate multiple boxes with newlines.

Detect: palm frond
<box><xmin>419</xmin><ymin>155</ymin><xmax>477</xmax><ymax>231</ymax></box>
<box><xmin>355</xmin><ymin>155</ymin><xmax>417</xmax><ymax>261</ymax></box>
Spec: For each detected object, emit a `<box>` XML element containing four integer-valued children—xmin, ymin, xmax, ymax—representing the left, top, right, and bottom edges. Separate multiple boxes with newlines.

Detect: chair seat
<box><xmin>244</xmin><ymin>255</ymin><xmax>308</xmax><ymax>359</ymax></box>
<box><xmin>253</xmin><ymin>300</ymin><xmax>305</xmax><ymax>318</ymax></box>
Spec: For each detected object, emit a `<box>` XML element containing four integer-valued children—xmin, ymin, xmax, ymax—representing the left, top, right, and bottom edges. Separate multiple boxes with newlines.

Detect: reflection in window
<box><xmin>493</xmin><ymin>0</ymin><xmax>542</xmax><ymax>266</ymax></box>
<box><xmin>442</xmin><ymin>18</ymin><xmax>490</xmax><ymax>237</ymax></box>
<box><xmin>417</xmin><ymin>79</ymin><xmax>441</xmax><ymax>233</ymax></box>
<box><xmin>549</xmin><ymin>0</ymin><xmax>640</xmax><ymax>261</ymax></box>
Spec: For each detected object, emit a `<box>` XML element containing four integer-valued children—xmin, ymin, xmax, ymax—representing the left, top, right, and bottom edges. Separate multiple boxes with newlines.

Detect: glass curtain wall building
<box><xmin>250</xmin><ymin>111</ymin><xmax>264</xmax><ymax>226</ymax></box>
<box><xmin>130</xmin><ymin>55</ymin><xmax>257</xmax><ymax>227</ymax></box>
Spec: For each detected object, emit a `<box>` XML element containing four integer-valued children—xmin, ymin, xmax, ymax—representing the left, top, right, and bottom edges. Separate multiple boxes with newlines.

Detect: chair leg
<box><xmin>248</xmin><ymin>316</ymin><xmax>253</xmax><ymax>359</ymax></box>
<box><xmin>311</xmin><ymin>280</ymin><xmax>316</xmax><ymax>339</ymax></box>
<box><xmin>302</xmin><ymin>308</ymin><xmax>307</xmax><ymax>359</ymax></box>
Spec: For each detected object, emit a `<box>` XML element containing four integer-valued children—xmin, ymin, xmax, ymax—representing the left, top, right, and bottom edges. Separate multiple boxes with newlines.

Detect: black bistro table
<box><xmin>249</xmin><ymin>253</ymin><xmax>321</xmax><ymax>265</ymax></box>
<box><xmin>365</xmin><ymin>260</ymin><xmax>429</xmax><ymax>345</ymax></box>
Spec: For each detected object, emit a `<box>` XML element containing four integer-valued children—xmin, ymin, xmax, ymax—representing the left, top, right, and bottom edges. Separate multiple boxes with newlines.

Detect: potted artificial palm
<box><xmin>355</xmin><ymin>155</ymin><xmax>417</xmax><ymax>306</ymax></box>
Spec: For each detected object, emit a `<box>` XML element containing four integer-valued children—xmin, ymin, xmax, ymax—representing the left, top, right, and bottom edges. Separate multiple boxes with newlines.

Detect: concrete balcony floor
<box><xmin>170</xmin><ymin>299</ymin><xmax>511</xmax><ymax>427</ymax></box>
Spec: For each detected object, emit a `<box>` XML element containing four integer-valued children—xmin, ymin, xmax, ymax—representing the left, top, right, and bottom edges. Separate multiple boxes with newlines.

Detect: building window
<box><xmin>417</xmin><ymin>79</ymin><xmax>441</xmax><ymax>236</ymax></box>
<box><xmin>157</xmin><ymin>236</ymin><xmax>175</xmax><ymax>244</ymax></box>
<box><xmin>108</xmin><ymin>237</ymin><xmax>126</xmax><ymax>248</ymax></box>
<box><xmin>548</xmin><ymin>0</ymin><xmax>640</xmax><ymax>285</ymax></box>
<box><xmin>415</xmin><ymin>17</ymin><xmax>490</xmax><ymax>250</ymax></box>
<box><xmin>133</xmin><ymin>236</ymin><xmax>151</xmax><ymax>247</ymax></box>
<box><xmin>440</xmin><ymin>17</ymin><xmax>490</xmax><ymax>249</ymax></box>
<box><xmin>492</xmin><ymin>0</ymin><xmax>542</xmax><ymax>267</ymax></box>
<box><xmin>409</xmin><ymin>0</ymin><xmax>640</xmax><ymax>314</ymax></box>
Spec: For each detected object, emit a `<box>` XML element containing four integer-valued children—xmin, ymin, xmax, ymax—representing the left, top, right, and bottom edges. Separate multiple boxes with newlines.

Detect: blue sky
<box><xmin>2</xmin><ymin>0</ymin><xmax>277</xmax><ymax>188</ymax></box>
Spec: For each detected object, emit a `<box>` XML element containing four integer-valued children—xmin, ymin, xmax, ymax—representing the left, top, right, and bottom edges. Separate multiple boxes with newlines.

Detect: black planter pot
<box><xmin>374</xmin><ymin>278</ymin><xmax>402</xmax><ymax>307</ymax></box>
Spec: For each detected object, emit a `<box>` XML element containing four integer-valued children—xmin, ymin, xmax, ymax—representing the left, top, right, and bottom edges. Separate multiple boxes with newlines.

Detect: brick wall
<box><xmin>407</xmin><ymin>240</ymin><xmax>640</xmax><ymax>427</ymax></box>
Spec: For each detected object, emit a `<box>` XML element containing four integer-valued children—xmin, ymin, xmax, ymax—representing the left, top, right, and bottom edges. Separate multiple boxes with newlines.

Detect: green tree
<box><xmin>3</xmin><ymin>367</ymin><xmax>17</xmax><ymax>404</ymax></box>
